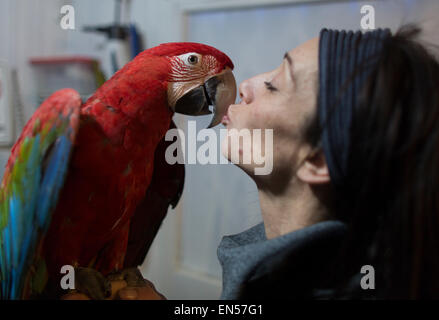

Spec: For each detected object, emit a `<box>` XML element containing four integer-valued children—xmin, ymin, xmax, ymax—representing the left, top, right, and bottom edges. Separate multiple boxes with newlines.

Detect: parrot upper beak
<box><xmin>174</xmin><ymin>68</ymin><xmax>237</xmax><ymax>128</ymax></box>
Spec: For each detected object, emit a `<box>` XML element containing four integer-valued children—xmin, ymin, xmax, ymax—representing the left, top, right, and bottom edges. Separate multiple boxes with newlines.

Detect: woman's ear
<box><xmin>297</xmin><ymin>149</ymin><xmax>330</xmax><ymax>185</ymax></box>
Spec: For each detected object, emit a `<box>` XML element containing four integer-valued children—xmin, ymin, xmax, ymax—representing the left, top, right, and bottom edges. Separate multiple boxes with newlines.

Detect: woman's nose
<box><xmin>239</xmin><ymin>80</ymin><xmax>253</xmax><ymax>104</ymax></box>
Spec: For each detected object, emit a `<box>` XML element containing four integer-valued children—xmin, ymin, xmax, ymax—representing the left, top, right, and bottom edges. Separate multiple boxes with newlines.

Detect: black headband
<box><xmin>318</xmin><ymin>28</ymin><xmax>391</xmax><ymax>187</ymax></box>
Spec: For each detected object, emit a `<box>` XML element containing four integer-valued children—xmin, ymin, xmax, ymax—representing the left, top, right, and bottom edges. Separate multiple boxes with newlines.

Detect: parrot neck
<box><xmin>82</xmin><ymin>55</ymin><xmax>174</xmax><ymax>154</ymax></box>
<box><xmin>82</xmin><ymin>91</ymin><xmax>173</xmax><ymax>157</ymax></box>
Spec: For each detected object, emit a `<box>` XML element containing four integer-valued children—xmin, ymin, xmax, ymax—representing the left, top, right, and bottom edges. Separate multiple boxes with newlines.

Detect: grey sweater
<box><xmin>217</xmin><ymin>220</ymin><xmax>350</xmax><ymax>299</ymax></box>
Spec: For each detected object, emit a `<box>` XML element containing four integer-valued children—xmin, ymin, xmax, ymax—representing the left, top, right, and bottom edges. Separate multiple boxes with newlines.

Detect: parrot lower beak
<box><xmin>174</xmin><ymin>68</ymin><xmax>237</xmax><ymax>128</ymax></box>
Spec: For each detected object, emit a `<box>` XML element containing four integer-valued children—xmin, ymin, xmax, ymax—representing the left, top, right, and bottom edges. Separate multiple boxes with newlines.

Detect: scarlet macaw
<box><xmin>0</xmin><ymin>42</ymin><xmax>236</xmax><ymax>299</ymax></box>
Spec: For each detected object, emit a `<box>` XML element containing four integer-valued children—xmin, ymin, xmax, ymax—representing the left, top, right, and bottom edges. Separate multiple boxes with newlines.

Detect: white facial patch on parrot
<box><xmin>167</xmin><ymin>52</ymin><xmax>212</xmax><ymax>108</ymax></box>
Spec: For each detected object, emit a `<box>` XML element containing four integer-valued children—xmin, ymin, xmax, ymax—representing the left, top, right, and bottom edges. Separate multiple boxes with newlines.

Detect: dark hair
<box><xmin>310</xmin><ymin>25</ymin><xmax>439</xmax><ymax>299</ymax></box>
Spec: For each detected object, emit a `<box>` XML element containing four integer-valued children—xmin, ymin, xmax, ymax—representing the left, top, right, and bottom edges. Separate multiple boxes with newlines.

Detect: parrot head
<box><xmin>147</xmin><ymin>42</ymin><xmax>237</xmax><ymax>128</ymax></box>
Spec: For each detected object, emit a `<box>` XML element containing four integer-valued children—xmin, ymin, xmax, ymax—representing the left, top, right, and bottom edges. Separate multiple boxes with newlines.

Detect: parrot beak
<box><xmin>174</xmin><ymin>68</ymin><xmax>237</xmax><ymax>128</ymax></box>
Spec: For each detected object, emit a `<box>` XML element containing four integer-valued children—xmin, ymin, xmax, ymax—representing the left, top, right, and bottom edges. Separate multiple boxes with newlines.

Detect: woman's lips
<box><xmin>221</xmin><ymin>114</ymin><xmax>230</xmax><ymax>125</ymax></box>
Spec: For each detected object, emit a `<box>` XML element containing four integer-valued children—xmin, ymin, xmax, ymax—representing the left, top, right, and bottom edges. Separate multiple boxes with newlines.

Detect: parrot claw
<box><xmin>107</xmin><ymin>267</ymin><xmax>148</xmax><ymax>287</ymax></box>
<box><xmin>74</xmin><ymin>267</ymin><xmax>112</xmax><ymax>300</ymax></box>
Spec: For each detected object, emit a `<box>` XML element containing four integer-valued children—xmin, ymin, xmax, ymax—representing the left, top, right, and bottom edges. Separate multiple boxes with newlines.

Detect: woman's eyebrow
<box><xmin>284</xmin><ymin>52</ymin><xmax>294</xmax><ymax>80</ymax></box>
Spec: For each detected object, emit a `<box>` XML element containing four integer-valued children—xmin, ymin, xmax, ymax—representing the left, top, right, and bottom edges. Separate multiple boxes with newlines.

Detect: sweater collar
<box><xmin>217</xmin><ymin>220</ymin><xmax>347</xmax><ymax>299</ymax></box>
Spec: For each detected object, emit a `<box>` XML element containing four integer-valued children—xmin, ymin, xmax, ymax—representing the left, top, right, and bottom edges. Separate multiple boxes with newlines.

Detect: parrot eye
<box><xmin>177</xmin><ymin>52</ymin><xmax>202</xmax><ymax>67</ymax></box>
<box><xmin>188</xmin><ymin>55</ymin><xmax>198</xmax><ymax>65</ymax></box>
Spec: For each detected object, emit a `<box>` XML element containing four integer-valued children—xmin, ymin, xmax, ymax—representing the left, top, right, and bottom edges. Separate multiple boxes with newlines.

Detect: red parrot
<box><xmin>0</xmin><ymin>42</ymin><xmax>236</xmax><ymax>299</ymax></box>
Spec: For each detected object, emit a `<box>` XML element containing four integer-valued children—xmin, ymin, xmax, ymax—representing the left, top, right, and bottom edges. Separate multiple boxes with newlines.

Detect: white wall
<box><xmin>0</xmin><ymin>0</ymin><xmax>71</xmax><ymax>170</ymax></box>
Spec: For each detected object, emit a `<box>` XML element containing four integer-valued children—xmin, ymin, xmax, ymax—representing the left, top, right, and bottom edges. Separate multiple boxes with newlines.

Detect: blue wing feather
<box><xmin>0</xmin><ymin>89</ymin><xmax>81</xmax><ymax>299</ymax></box>
<box><xmin>36</xmin><ymin>135</ymin><xmax>72</xmax><ymax>231</ymax></box>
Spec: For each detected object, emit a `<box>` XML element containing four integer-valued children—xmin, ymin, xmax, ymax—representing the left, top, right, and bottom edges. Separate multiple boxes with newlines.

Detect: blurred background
<box><xmin>0</xmin><ymin>0</ymin><xmax>437</xmax><ymax>299</ymax></box>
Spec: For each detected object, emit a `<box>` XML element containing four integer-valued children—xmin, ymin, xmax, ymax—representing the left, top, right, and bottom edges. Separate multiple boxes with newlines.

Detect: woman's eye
<box><xmin>188</xmin><ymin>55</ymin><xmax>199</xmax><ymax>65</ymax></box>
<box><xmin>264</xmin><ymin>81</ymin><xmax>278</xmax><ymax>92</ymax></box>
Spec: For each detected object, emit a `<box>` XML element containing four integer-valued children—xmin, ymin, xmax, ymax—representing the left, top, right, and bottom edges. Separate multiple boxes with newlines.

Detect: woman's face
<box><xmin>221</xmin><ymin>38</ymin><xmax>320</xmax><ymax>185</ymax></box>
